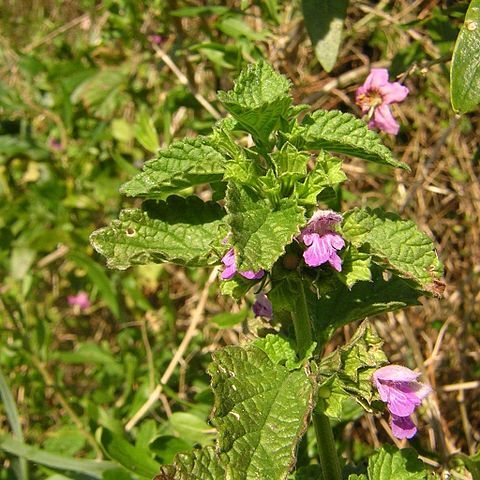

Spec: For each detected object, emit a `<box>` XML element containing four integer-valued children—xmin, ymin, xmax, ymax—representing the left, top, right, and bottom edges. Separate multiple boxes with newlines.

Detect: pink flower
<box><xmin>373</xmin><ymin>365</ymin><xmax>432</xmax><ymax>439</ymax></box>
<box><xmin>298</xmin><ymin>210</ymin><xmax>345</xmax><ymax>271</ymax></box>
<box><xmin>355</xmin><ymin>68</ymin><xmax>409</xmax><ymax>135</ymax></box>
<box><xmin>67</xmin><ymin>291</ymin><xmax>91</xmax><ymax>310</ymax></box>
<box><xmin>252</xmin><ymin>292</ymin><xmax>273</xmax><ymax>319</ymax></box>
<box><xmin>220</xmin><ymin>248</ymin><xmax>265</xmax><ymax>281</ymax></box>
<box><xmin>148</xmin><ymin>34</ymin><xmax>163</xmax><ymax>46</ymax></box>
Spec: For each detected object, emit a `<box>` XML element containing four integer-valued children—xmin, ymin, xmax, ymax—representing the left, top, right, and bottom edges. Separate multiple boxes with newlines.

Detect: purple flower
<box><xmin>355</xmin><ymin>68</ymin><xmax>409</xmax><ymax>135</ymax></box>
<box><xmin>67</xmin><ymin>291</ymin><xmax>91</xmax><ymax>310</ymax></box>
<box><xmin>298</xmin><ymin>210</ymin><xmax>345</xmax><ymax>271</ymax></box>
<box><xmin>220</xmin><ymin>248</ymin><xmax>265</xmax><ymax>281</ymax></box>
<box><xmin>252</xmin><ymin>292</ymin><xmax>273</xmax><ymax>319</ymax></box>
<box><xmin>373</xmin><ymin>365</ymin><xmax>432</xmax><ymax>439</ymax></box>
<box><xmin>148</xmin><ymin>34</ymin><xmax>163</xmax><ymax>46</ymax></box>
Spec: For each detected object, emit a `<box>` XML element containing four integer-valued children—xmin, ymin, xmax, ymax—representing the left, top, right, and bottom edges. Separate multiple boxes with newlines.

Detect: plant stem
<box><xmin>290</xmin><ymin>280</ymin><xmax>342</xmax><ymax>480</ymax></box>
<box><xmin>313</xmin><ymin>409</ymin><xmax>343</xmax><ymax>480</ymax></box>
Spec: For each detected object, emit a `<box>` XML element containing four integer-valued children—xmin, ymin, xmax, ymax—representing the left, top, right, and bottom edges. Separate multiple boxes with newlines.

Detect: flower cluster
<box><xmin>373</xmin><ymin>365</ymin><xmax>431</xmax><ymax>439</ymax></box>
<box><xmin>297</xmin><ymin>210</ymin><xmax>345</xmax><ymax>271</ymax></box>
<box><xmin>356</xmin><ymin>68</ymin><xmax>409</xmax><ymax>135</ymax></box>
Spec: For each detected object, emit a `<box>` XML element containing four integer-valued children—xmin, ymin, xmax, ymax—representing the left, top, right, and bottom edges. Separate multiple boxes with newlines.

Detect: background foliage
<box><xmin>0</xmin><ymin>1</ymin><xmax>479</xmax><ymax>479</ymax></box>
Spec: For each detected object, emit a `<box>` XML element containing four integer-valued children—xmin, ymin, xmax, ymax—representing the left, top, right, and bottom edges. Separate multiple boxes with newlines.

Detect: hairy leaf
<box><xmin>302</xmin><ymin>0</ymin><xmax>349</xmax><ymax>72</ymax></box>
<box><xmin>341</xmin><ymin>208</ymin><xmax>443</xmax><ymax>294</ymax></box>
<box><xmin>90</xmin><ymin>196</ymin><xmax>226</xmax><ymax>269</ymax></box>
<box><xmin>121</xmin><ymin>137</ymin><xmax>227</xmax><ymax>198</ymax></box>
<box><xmin>294</xmin><ymin>110</ymin><xmax>408</xmax><ymax>169</ymax></box>
<box><xmin>217</xmin><ymin>62</ymin><xmax>292</xmax><ymax>142</ymax></box>
<box><xmin>338</xmin><ymin>245</ymin><xmax>372</xmax><ymax>288</ymax></box>
<box><xmin>226</xmin><ymin>184</ymin><xmax>306</xmax><ymax>271</ymax></box>
<box><xmin>210</xmin><ymin>344</ymin><xmax>313</xmax><ymax>479</ymax></box>
<box><xmin>308</xmin><ymin>267</ymin><xmax>422</xmax><ymax>345</ymax></box>
<box><xmin>367</xmin><ymin>445</ymin><xmax>427</xmax><ymax>480</ymax></box>
<box><xmin>451</xmin><ymin>0</ymin><xmax>480</xmax><ymax>113</ymax></box>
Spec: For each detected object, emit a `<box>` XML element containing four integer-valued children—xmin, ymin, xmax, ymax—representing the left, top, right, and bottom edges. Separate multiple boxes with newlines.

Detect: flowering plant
<box><xmin>92</xmin><ymin>63</ymin><xmax>443</xmax><ymax>479</ymax></box>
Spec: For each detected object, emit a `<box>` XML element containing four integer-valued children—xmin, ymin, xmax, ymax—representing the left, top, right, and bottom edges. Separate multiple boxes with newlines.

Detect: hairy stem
<box><xmin>290</xmin><ymin>280</ymin><xmax>342</xmax><ymax>480</ymax></box>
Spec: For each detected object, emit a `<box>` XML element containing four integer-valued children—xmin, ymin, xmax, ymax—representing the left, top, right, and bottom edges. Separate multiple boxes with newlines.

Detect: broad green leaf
<box><xmin>270</xmin><ymin>143</ymin><xmax>309</xmax><ymax>177</ymax></box>
<box><xmin>68</xmin><ymin>251</ymin><xmax>120</xmax><ymax>318</ymax></box>
<box><xmin>451</xmin><ymin>0</ymin><xmax>480</xmax><ymax>113</ymax></box>
<box><xmin>226</xmin><ymin>184</ymin><xmax>305</xmax><ymax>271</ymax></box>
<box><xmin>318</xmin><ymin>322</ymin><xmax>387</xmax><ymax>420</ymax></box>
<box><xmin>99</xmin><ymin>429</ymin><xmax>160</xmax><ymax>479</ymax></box>
<box><xmin>456</xmin><ymin>451</ymin><xmax>480</xmax><ymax>480</ymax></box>
<box><xmin>168</xmin><ymin>412</ymin><xmax>215</xmax><ymax>447</ymax></box>
<box><xmin>134</xmin><ymin>110</ymin><xmax>159</xmax><ymax>153</ymax></box>
<box><xmin>209</xmin><ymin>343</ymin><xmax>314</xmax><ymax>480</ymax></box>
<box><xmin>0</xmin><ymin>436</ymin><xmax>115</xmax><ymax>479</ymax></box>
<box><xmin>347</xmin><ymin>475</ymin><xmax>367</xmax><ymax>480</ymax></box>
<box><xmin>341</xmin><ymin>208</ymin><xmax>443</xmax><ymax>294</ymax></box>
<box><xmin>211</xmin><ymin>309</ymin><xmax>249</xmax><ymax>329</ymax></box>
<box><xmin>338</xmin><ymin>245</ymin><xmax>372</xmax><ymax>288</ymax></box>
<box><xmin>0</xmin><ymin>369</ymin><xmax>28</xmax><ymax>480</ymax></box>
<box><xmin>254</xmin><ymin>334</ymin><xmax>305</xmax><ymax>369</ymax></box>
<box><xmin>293</xmin><ymin>110</ymin><xmax>408</xmax><ymax>169</ymax></box>
<box><xmin>149</xmin><ymin>435</ymin><xmax>192</xmax><ymax>465</ymax></box>
<box><xmin>157</xmin><ymin>446</ymin><xmax>225</xmax><ymax>480</ymax></box>
<box><xmin>121</xmin><ymin>137</ymin><xmax>227</xmax><ymax>198</ymax></box>
<box><xmin>308</xmin><ymin>267</ymin><xmax>422</xmax><ymax>344</ymax></box>
<box><xmin>301</xmin><ymin>0</ymin><xmax>349</xmax><ymax>72</ymax></box>
<box><xmin>217</xmin><ymin>62</ymin><xmax>292</xmax><ymax>143</ymax></box>
<box><xmin>367</xmin><ymin>445</ymin><xmax>427</xmax><ymax>480</ymax></box>
<box><xmin>90</xmin><ymin>196</ymin><xmax>226</xmax><ymax>269</ymax></box>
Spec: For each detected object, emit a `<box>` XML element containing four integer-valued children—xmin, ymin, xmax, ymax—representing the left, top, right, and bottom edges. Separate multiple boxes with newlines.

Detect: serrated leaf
<box><xmin>302</xmin><ymin>0</ymin><xmax>349</xmax><ymax>72</ymax></box>
<box><xmin>367</xmin><ymin>445</ymin><xmax>427</xmax><ymax>480</ymax></box>
<box><xmin>318</xmin><ymin>322</ymin><xmax>387</xmax><ymax>420</ymax></box>
<box><xmin>156</xmin><ymin>446</ymin><xmax>225</xmax><ymax>480</ymax></box>
<box><xmin>209</xmin><ymin>343</ymin><xmax>313</xmax><ymax>480</ymax></box>
<box><xmin>456</xmin><ymin>451</ymin><xmax>480</xmax><ymax>480</ymax></box>
<box><xmin>294</xmin><ymin>110</ymin><xmax>408</xmax><ymax>169</ymax></box>
<box><xmin>217</xmin><ymin>62</ymin><xmax>292</xmax><ymax>143</ymax></box>
<box><xmin>121</xmin><ymin>137</ymin><xmax>227</xmax><ymax>198</ymax></box>
<box><xmin>270</xmin><ymin>143</ymin><xmax>309</xmax><ymax>177</ymax></box>
<box><xmin>347</xmin><ymin>475</ymin><xmax>367</xmax><ymax>480</ymax></box>
<box><xmin>226</xmin><ymin>184</ymin><xmax>305</xmax><ymax>271</ymax></box>
<box><xmin>341</xmin><ymin>208</ymin><xmax>443</xmax><ymax>294</ymax></box>
<box><xmin>450</xmin><ymin>0</ymin><xmax>480</xmax><ymax>113</ymax></box>
<box><xmin>308</xmin><ymin>267</ymin><xmax>422</xmax><ymax>345</ymax></box>
<box><xmin>90</xmin><ymin>196</ymin><xmax>226</xmax><ymax>269</ymax></box>
<box><xmin>338</xmin><ymin>245</ymin><xmax>372</xmax><ymax>288</ymax></box>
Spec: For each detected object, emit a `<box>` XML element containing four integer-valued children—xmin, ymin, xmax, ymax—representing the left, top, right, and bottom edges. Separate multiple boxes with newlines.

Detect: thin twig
<box><xmin>125</xmin><ymin>267</ymin><xmax>219</xmax><ymax>432</ymax></box>
<box><xmin>152</xmin><ymin>45</ymin><xmax>221</xmax><ymax>120</ymax></box>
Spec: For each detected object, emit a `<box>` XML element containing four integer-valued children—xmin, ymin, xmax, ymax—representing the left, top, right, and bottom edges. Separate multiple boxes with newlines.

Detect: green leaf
<box><xmin>451</xmin><ymin>0</ymin><xmax>480</xmax><ymax>113</ymax></box>
<box><xmin>90</xmin><ymin>196</ymin><xmax>226</xmax><ymax>269</ymax></box>
<box><xmin>168</xmin><ymin>412</ymin><xmax>215</xmax><ymax>447</ymax></box>
<box><xmin>217</xmin><ymin>62</ymin><xmax>292</xmax><ymax>143</ymax></box>
<box><xmin>341</xmin><ymin>208</ymin><xmax>443</xmax><ymax>294</ymax></box>
<box><xmin>0</xmin><ymin>436</ymin><xmax>115</xmax><ymax>479</ymax></box>
<box><xmin>134</xmin><ymin>110</ymin><xmax>159</xmax><ymax>153</ymax></box>
<box><xmin>338</xmin><ymin>245</ymin><xmax>372</xmax><ymax>288</ymax></box>
<box><xmin>68</xmin><ymin>251</ymin><xmax>120</xmax><ymax>319</ymax></box>
<box><xmin>301</xmin><ymin>0</ymin><xmax>349</xmax><ymax>72</ymax></box>
<box><xmin>0</xmin><ymin>369</ymin><xmax>28</xmax><ymax>480</ymax></box>
<box><xmin>157</xmin><ymin>446</ymin><xmax>225</xmax><ymax>480</ymax></box>
<box><xmin>347</xmin><ymin>475</ymin><xmax>367</xmax><ymax>480</ymax></box>
<box><xmin>211</xmin><ymin>309</ymin><xmax>249</xmax><ymax>329</ymax></box>
<box><xmin>226</xmin><ymin>184</ymin><xmax>305</xmax><ymax>271</ymax></box>
<box><xmin>308</xmin><ymin>267</ymin><xmax>422</xmax><ymax>344</ymax></box>
<box><xmin>318</xmin><ymin>322</ymin><xmax>387</xmax><ymax>420</ymax></box>
<box><xmin>294</xmin><ymin>110</ymin><xmax>408</xmax><ymax>169</ymax></box>
<box><xmin>209</xmin><ymin>343</ymin><xmax>314</xmax><ymax>479</ymax></box>
<box><xmin>121</xmin><ymin>137</ymin><xmax>227</xmax><ymax>198</ymax></box>
<box><xmin>456</xmin><ymin>451</ymin><xmax>480</xmax><ymax>480</ymax></box>
<box><xmin>149</xmin><ymin>435</ymin><xmax>191</xmax><ymax>465</ymax></box>
<box><xmin>253</xmin><ymin>334</ymin><xmax>305</xmax><ymax>369</ymax></box>
<box><xmin>367</xmin><ymin>445</ymin><xmax>427</xmax><ymax>480</ymax></box>
<box><xmin>99</xmin><ymin>429</ymin><xmax>160</xmax><ymax>479</ymax></box>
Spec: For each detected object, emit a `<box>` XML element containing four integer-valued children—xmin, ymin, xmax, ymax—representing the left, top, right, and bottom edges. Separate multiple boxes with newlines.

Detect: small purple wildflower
<box><xmin>355</xmin><ymin>68</ymin><xmax>409</xmax><ymax>135</ymax></box>
<box><xmin>298</xmin><ymin>210</ymin><xmax>345</xmax><ymax>271</ymax></box>
<box><xmin>148</xmin><ymin>34</ymin><xmax>163</xmax><ymax>46</ymax></box>
<box><xmin>220</xmin><ymin>248</ymin><xmax>265</xmax><ymax>281</ymax></box>
<box><xmin>67</xmin><ymin>291</ymin><xmax>91</xmax><ymax>310</ymax></box>
<box><xmin>252</xmin><ymin>292</ymin><xmax>273</xmax><ymax>319</ymax></box>
<box><xmin>49</xmin><ymin>138</ymin><xmax>63</xmax><ymax>151</ymax></box>
<box><xmin>373</xmin><ymin>365</ymin><xmax>432</xmax><ymax>439</ymax></box>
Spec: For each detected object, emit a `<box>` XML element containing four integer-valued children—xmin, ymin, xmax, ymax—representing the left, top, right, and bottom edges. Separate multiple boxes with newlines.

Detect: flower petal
<box><xmin>328</xmin><ymin>251</ymin><xmax>343</xmax><ymax>272</ymax></box>
<box><xmin>363</xmin><ymin>68</ymin><xmax>389</xmax><ymax>90</ymax></box>
<box><xmin>373</xmin><ymin>104</ymin><xmax>400</xmax><ymax>135</ymax></box>
<box><xmin>253</xmin><ymin>292</ymin><xmax>273</xmax><ymax>318</ymax></box>
<box><xmin>380</xmin><ymin>82</ymin><xmax>409</xmax><ymax>104</ymax></box>
<box><xmin>240</xmin><ymin>269</ymin><xmax>265</xmax><ymax>280</ymax></box>
<box><xmin>221</xmin><ymin>249</ymin><xmax>237</xmax><ymax>280</ymax></box>
<box><xmin>373</xmin><ymin>365</ymin><xmax>420</xmax><ymax>384</ymax></box>
<box><xmin>391</xmin><ymin>414</ymin><xmax>417</xmax><ymax>439</ymax></box>
<box><xmin>386</xmin><ymin>383</ymin><xmax>422</xmax><ymax>416</ymax></box>
<box><xmin>303</xmin><ymin>233</ymin><xmax>332</xmax><ymax>267</ymax></box>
